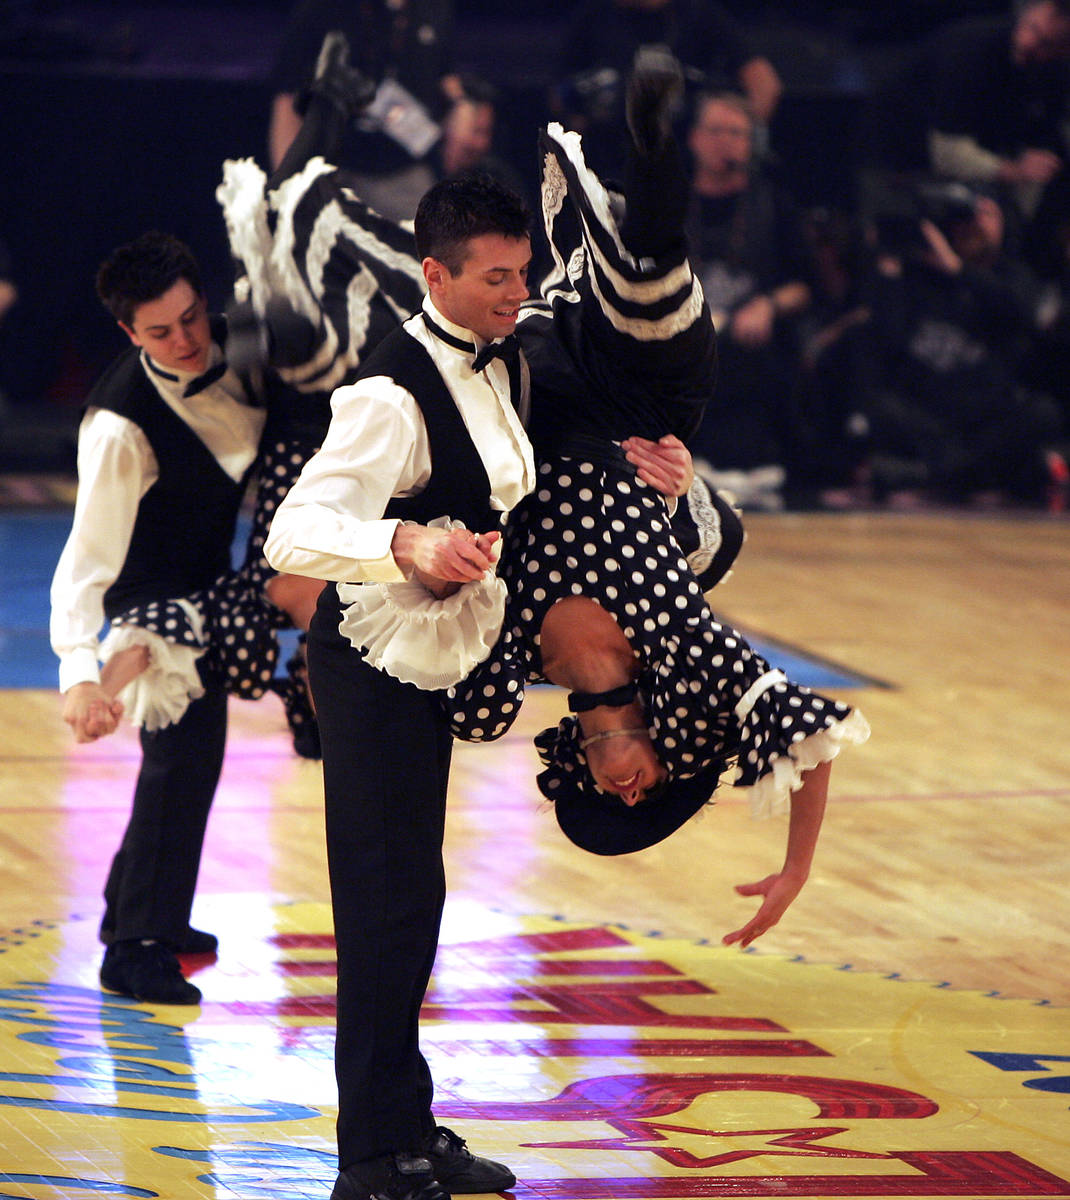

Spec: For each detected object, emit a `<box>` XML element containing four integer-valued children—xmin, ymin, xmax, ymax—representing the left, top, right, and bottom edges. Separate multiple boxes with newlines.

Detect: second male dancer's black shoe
<box><xmin>424</xmin><ymin>1127</ymin><xmax>516</xmax><ymax>1193</ymax></box>
<box><xmin>100</xmin><ymin>940</ymin><xmax>202</xmax><ymax>1005</ymax></box>
<box><xmin>331</xmin><ymin>1153</ymin><xmax>449</xmax><ymax>1200</ymax></box>
<box><xmin>625</xmin><ymin>44</ymin><xmax>684</xmax><ymax>158</ymax></box>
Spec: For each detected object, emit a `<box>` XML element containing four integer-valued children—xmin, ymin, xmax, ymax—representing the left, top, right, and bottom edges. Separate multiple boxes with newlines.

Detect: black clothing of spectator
<box><xmin>861</xmin><ymin>13</ymin><xmax>1069</xmax><ymax>185</ymax></box>
<box><xmin>686</xmin><ymin>170</ymin><xmax>811</xmax><ymax>474</ymax></box>
<box><xmin>856</xmin><ymin>245</ymin><xmax>1060</xmax><ymax>501</ymax></box>
<box><xmin>270</xmin><ymin>0</ymin><xmax>455</xmax><ymax>183</ymax></box>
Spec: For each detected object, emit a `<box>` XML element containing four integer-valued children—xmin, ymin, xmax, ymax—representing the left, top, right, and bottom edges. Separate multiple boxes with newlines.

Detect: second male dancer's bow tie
<box><xmin>184</xmin><ymin>362</ymin><xmax>229</xmax><ymax>398</ymax></box>
<box><xmin>472</xmin><ymin>335</ymin><xmax>519</xmax><ymax>373</ymax></box>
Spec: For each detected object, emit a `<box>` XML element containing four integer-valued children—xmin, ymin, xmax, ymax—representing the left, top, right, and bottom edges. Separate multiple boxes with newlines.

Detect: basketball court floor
<box><xmin>1</xmin><ymin>496</ymin><xmax>1068</xmax><ymax>1199</ymax></box>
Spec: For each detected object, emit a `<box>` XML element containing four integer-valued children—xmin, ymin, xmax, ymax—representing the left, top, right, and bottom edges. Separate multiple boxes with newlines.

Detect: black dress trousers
<box><xmin>101</xmin><ymin>680</ymin><xmax>228</xmax><ymax>946</ymax></box>
<box><xmin>308</xmin><ymin>583</ymin><xmax>452</xmax><ymax>1167</ymax></box>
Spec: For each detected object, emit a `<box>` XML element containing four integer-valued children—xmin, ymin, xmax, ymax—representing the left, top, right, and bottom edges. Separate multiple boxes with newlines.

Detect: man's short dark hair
<box><xmin>95</xmin><ymin>231</ymin><xmax>203</xmax><ymax>327</ymax></box>
<box><xmin>414</xmin><ymin>173</ymin><xmax>531</xmax><ymax>275</ymax></box>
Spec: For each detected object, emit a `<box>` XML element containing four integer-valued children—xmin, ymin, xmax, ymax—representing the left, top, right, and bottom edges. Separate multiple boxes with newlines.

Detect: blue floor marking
<box><xmin>1</xmin><ymin>511</ymin><xmax>873</xmax><ymax>691</ymax></box>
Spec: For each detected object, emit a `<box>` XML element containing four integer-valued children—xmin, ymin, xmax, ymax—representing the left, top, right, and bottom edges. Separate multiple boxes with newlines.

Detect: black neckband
<box><xmin>422</xmin><ymin>310</ymin><xmax>475</xmax><ymax>355</ymax></box>
<box><xmin>568</xmin><ymin>681</ymin><xmax>639</xmax><ymax>713</ymax></box>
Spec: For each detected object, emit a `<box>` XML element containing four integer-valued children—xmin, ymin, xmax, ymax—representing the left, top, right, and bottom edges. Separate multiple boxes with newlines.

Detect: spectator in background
<box><xmin>854</xmin><ymin>185</ymin><xmax>1063</xmax><ymax>506</ymax></box>
<box><xmin>553</xmin><ymin>0</ymin><xmax>781</xmax><ymax>177</ymax></box>
<box><xmin>0</xmin><ymin>234</ymin><xmax>16</xmax><ymax>421</ymax></box>
<box><xmin>684</xmin><ymin>91</ymin><xmax>810</xmax><ymax>509</ymax></box>
<box><xmin>0</xmin><ymin>235</ymin><xmax>15</xmax><ymax>329</ymax></box>
<box><xmin>858</xmin><ymin>0</ymin><xmax>1070</xmax><ymax>235</ymax></box>
<box><xmin>434</xmin><ymin>74</ymin><xmax>529</xmax><ymax>199</ymax></box>
<box><xmin>1012</xmin><ymin>180</ymin><xmax>1070</xmax><ymax>500</ymax></box>
<box><xmin>787</xmin><ymin>206</ymin><xmax>874</xmax><ymax>503</ymax></box>
<box><xmin>268</xmin><ymin>0</ymin><xmax>461</xmax><ymax>221</ymax></box>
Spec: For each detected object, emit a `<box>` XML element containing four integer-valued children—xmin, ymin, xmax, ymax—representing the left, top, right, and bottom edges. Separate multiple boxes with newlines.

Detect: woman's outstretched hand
<box><xmin>722</xmin><ymin>870</ymin><xmax>808</xmax><ymax>949</ymax></box>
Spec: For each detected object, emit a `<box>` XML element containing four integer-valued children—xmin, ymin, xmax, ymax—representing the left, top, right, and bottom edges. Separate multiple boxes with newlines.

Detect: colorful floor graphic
<box><xmin>1</xmin><ymin>904</ymin><xmax>1067</xmax><ymax>1199</ymax></box>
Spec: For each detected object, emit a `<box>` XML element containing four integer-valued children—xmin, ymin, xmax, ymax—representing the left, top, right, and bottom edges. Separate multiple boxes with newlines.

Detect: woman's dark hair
<box><xmin>95</xmin><ymin>231</ymin><xmax>203</xmax><ymax>327</ymax></box>
<box><xmin>414</xmin><ymin>173</ymin><xmax>531</xmax><ymax>275</ymax></box>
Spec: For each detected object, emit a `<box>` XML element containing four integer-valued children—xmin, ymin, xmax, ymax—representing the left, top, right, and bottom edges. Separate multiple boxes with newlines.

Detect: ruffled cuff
<box><xmin>99</xmin><ymin>621</ymin><xmax>205</xmax><ymax>733</ymax></box>
<box><xmin>337</xmin><ymin>573</ymin><xmax>507</xmax><ymax>691</ymax></box>
<box><xmin>735</xmin><ymin>707</ymin><xmax>871</xmax><ymax>819</ymax></box>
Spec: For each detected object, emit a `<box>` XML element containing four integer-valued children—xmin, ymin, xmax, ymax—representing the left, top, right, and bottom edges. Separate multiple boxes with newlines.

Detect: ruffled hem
<box><xmin>99</xmin><ymin>624</ymin><xmax>205</xmax><ymax>732</ymax></box>
<box><xmin>337</xmin><ymin>573</ymin><xmax>507</xmax><ymax>691</ymax></box>
<box><xmin>732</xmin><ymin>707</ymin><xmax>871</xmax><ymax>819</ymax></box>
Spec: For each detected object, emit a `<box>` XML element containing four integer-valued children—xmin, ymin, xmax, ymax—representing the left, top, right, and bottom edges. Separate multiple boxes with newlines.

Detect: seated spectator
<box><xmin>552</xmin><ymin>0</ymin><xmax>781</xmax><ymax>177</ymax></box>
<box><xmin>786</xmin><ymin>206</ymin><xmax>874</xmax><ymax>502</ymax></box>
<box><xmin>1016</xmin><ymin>184</ymin><xmax>1070</xmax><ymax>502</ymax></box>
<box><xmin>0</xmin><ymin>233</ymin><xmax>16</xmax><ymax>420</ymax></box>
<box><xmin>434</xmin><ymin>74</ymin><xmax>529</xmax><ymax>198</ymax></box>
<box><xmin>684</xmin><ymin>91</ymin><xmax>810</xmax><ymax>508</ymax></box>
<box><xmin>858</xmin><ymin>0</ymin><xmax>1070</xmax><ymax>235</ymax></box>
<box><xmin>268</xmin><ymin>0</ymin><xmax>461</xmax><ymax>221</ymax></box>
<box><xmin>854</xmin><ymin>185</ymin><xmax>1063</xmax><ymax>505</ymax></box>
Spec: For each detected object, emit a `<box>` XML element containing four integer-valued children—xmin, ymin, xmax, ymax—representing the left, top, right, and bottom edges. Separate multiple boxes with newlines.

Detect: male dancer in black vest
<box><xmin>50</xmin><ymin>232</ymin><xmax>265</xmax><ymax>1005</ymax></box>
<box><xmin>265</xmin><ymin>176</ymin><xmax>531</xmax><ymax>1200</ymax></box>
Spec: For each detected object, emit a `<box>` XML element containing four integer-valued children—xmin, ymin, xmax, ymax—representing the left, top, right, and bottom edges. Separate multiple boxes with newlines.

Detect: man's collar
<box><xmin>141</xmin><ymin>341</ymin><xmax>224</xmax><ymax>392</ymax></box>
<box><xmin>421</xmin><ymin>295</ymin><xmax>485</xmax><ymax>355</ymax></box>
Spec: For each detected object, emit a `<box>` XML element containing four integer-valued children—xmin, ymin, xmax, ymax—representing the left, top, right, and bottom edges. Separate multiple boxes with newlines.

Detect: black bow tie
<box><xmin>472</xmin><ymin>336</ymin><xmax>520</xmax><ymax>373</ymax></box>
<box><xmin>183</xmin><ymin>361</ymin><xmax>228</xmax><ymax>398</ymax></box>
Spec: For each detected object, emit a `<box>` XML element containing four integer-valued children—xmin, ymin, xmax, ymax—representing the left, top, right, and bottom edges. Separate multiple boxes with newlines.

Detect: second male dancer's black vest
<box><xmin>354</xmin><ymin>326</ymin><xmax>498</xmax><ymax>535</ymax></box>
<box><xmin>87</xmin><ymin>346</ymin><xmax>249</xmax><ymax>620</ymax></box>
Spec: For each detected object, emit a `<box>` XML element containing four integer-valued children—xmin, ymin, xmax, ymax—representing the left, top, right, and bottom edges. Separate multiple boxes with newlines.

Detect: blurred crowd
<box><xmin>6</xmin><ymin>0</ymin><xmax>1070</xmax><ymax>510</ymax></box>
<box><xmin>253</xmin><ymin>0</ymin><xmax>1070</xmax><ymax>509</ymax></box>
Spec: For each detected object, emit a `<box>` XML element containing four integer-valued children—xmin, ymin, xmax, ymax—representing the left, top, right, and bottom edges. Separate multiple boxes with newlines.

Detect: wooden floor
<box><xmin>2</xmin><ymin>509</ymin><xmax>1069</xmax><ymax>1199</ymax></box>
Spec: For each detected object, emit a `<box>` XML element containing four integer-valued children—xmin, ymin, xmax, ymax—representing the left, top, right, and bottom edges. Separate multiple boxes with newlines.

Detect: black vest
<box><xmin>87</xmin><ymin>347</ymin><xmax>248</xmax><ymax>619</ymax></box>
<box><xmin>355</xmin><ymin>325</ymin><xmax>498</xmax><ymax>534</ymax></box>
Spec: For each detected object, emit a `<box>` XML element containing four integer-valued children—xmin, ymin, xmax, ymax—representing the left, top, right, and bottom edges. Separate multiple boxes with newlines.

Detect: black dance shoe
<box><xmin>297</xmin><ymin>30</ymin><xmax>378</xmax><ymax>121</ymax></box>
<box><xmin>331</xmin><ymin>1153</ymin><xmax>449</xmax><ymax>1200</ymax></box>
<box><xmin>625</xmin><ymin>44</ymin><xmax>684</xmax><ymax>158</ymax></box>
<box><xmin>178</xmin><ymin>927</ymin><xmax>218</xmax><ymax>955</ymax></box>
<box><xmin>100</xmin><ymin>940</ymin><xmax>202</xmax><ymax>1005</ymax></box>
<box><xmin>424</xmin><ymin>1127</ymin><xmax>516</xmax><ymax>1193</ymax></box>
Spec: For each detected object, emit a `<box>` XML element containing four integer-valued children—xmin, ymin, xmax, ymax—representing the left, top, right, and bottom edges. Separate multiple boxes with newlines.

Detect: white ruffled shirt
<box><xmin>264</xmin><ymin>296</ymin><xmax>535</xmax><ymax>584</ymax></box>
<box><xmin>49</xmin><ymin>343</ymin><xmax>264</xmax><ymax>693</ymax></box>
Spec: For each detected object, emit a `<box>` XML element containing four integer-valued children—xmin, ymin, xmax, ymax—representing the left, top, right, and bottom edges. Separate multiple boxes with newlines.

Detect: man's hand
<box><xmin>393</xmin><ymin>524</ymin><xmax>501</xmax><ymax>596</ymax></box>
<box><xmin>731</xmin><ymin>293</ymin><xmax>776</xmax><ymax>347</ymax></box>
<box><xmin>621</xmin><ymin>434</ymin><xmax>694</xmax><ymax>496</ymax></box>
<box><xmin>62</xmin><ymin>681</ymin><xmax>124</xmax><ymax>743</ymax></box>
<box><xmin>1001</xmin><ymin>147</ymin><xmax>1062</xmax><ymax>186</ymax></box>
<box><xmin>721</xmin><ymin>869</ymin><xmax>808</xmax><ymax>949</ymax></box>
<box><xmin>919</xmin><ymin>219</ymin><xmax>962</xmax><ymax>274</ymax></box>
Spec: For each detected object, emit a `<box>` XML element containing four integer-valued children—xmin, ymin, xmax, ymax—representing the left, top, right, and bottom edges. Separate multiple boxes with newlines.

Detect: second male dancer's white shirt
<box><xmin>50</xmin><ymin>343</ymin><xmax>264</xmax><ymax>693</ymax></box>
<box><xmin>265</xmin><ymin>296</ymin><xmax>535</xmax><ymax>583</ymax></box>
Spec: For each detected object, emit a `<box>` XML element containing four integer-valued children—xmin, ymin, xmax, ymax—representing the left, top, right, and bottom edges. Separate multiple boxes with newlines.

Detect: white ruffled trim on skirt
<box><xmin>733</xmin><ymin>707</ymin><xmax>871</xmax><ymax>820</ymax></box>
<box><xmin>337</xmin><ymin>519</ymin><xmax>506</xmax><ymax>689</ymax></box>
<box><xmin>99</xmin><ymin>604</ymin><xmax>206</xmax><ymax>732</ymax></box>
<box><xmin>337</xmin><ymin>575</ymin><xmax>507</xmax><ymax>690</ymax></box>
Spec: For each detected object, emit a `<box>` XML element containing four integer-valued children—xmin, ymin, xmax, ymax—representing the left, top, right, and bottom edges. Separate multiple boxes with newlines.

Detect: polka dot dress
<box><xmin>113</xmin><ymin>432</ymin><xmax>314</xmax><ymax>698</ymax></box>
<box><xmin>445</xmin><ymin>455</ymin><xmax>858</xmax><ymax>796</ymax></box>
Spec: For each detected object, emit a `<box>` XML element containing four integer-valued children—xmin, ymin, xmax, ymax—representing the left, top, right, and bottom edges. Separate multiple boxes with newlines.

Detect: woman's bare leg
<box><xmin>99</xmin><ymin>643</ymin><xmax>151</xmax><ymax>699</ymax></box>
